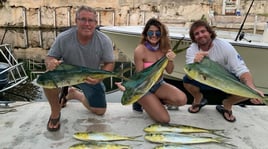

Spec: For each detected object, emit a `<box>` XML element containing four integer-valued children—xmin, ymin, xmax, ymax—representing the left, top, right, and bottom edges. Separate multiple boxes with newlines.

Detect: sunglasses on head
<box><xmin>147</xmin><ymin>30</ymin><xmax>161</xmax><ymax>37</ymax></box>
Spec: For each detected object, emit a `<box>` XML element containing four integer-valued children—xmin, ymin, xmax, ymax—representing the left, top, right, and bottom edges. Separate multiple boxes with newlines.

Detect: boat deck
<box><xmin>1</xmin><ymin>91</ymin><xmax>268</xmax><ymax>149</ymax></box>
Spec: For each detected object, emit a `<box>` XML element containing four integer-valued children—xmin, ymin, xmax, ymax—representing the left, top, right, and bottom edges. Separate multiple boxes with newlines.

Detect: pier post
<box><xmin>38</xmin><ymin>7</ymin><xmax>41</xmax><ymax>28</ymax></box>
<box><xmin>53</xmin><ymin>8</ymin><xmax>57</xmax><ymax>28</ymax></box>
<box><xmin>22</xmin><ymin>7</ymin><xmax>27</xmax><ymax>28</ymax></box>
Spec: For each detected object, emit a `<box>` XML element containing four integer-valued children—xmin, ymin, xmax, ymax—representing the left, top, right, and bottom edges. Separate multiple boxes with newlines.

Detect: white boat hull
<box><xmin>100</xmin><ymin>26</ymin><xmax>268</xmax><ymax>93</ymax></box>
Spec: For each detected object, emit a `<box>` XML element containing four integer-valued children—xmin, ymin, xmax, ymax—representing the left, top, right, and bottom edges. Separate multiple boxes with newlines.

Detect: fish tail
<box><xmin>263</xmin><ymin>95</ymin><xmax>268</xmax><ymax>105</ymax></box>
<box><xmin>116</xmin><ymin>65</ymin><xmax>134</xmax><ymax>81</ymax></box>
<box><xmin>128</xmin><ymin>135</ymin><xmax>143</xmax><ymax>141</ymax></box>
<box><xmin>210</xmin><ymin>131</ymin><xmax>230</xmax><ymax>139</ymax></box>
<box><xmin>214</xmin><ymin>137</ymin><xmax>237</xmax><ymax>148</ymax></box>
<box><xmin>207</xmin><ymin>129</ymin><xmax>229</xmax><ymax>139</ymax></box>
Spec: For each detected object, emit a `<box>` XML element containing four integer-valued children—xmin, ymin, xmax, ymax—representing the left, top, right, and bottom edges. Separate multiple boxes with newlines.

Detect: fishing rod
<box><xmin>235</xmin><ymin>0</ymin><xmax>255</xmax><ymax>41</ymax></box>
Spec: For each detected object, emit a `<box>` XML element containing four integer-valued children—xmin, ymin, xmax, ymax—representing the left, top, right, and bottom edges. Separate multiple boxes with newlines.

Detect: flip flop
<box><xmin>59</xmin><ymin>86</ymin><xmax>68</xmax><ymax>108</ymax></box>
<box><xmin>216</xmin><ymin>105</ymin><xmax>236</xmax><ymax>122</ymax></box>
<box><xmin>47</xmin><ymin>112</ymin><xmax>61</xmax><ymax>132</ymax></box>
<box><xmin>132</xmin><ymin>102</ymin><xmax>143</xmax><ymax>113</ymax></box>
<box><xmin>188</xmin><ymin>98</ymin><xmax>208</xmax><ymax>113</ymax></box>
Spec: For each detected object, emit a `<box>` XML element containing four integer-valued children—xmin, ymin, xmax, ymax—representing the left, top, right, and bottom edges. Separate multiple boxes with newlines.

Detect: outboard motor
<box><xmin>239</xmin><ymin>32</ymin><xmax>251</xmax><ymax>43</ymax></box>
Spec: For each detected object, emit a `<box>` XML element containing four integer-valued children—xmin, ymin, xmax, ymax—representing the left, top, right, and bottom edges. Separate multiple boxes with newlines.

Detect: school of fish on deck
<box><xmin>69</xmin><ymin>123</ymin><xmax>233</xmax><ymax>149</ymax></box>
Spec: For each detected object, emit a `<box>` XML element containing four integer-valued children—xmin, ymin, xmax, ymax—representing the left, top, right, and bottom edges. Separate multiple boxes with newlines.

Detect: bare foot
<box><xmin>65</xmin><ymin>87</ymin><xmax>80</xmax><ymax>100</ymax></box>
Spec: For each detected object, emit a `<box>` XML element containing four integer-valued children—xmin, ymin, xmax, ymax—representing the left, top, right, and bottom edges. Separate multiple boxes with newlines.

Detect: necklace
<box><xmin>199</xmin><ymin>39</ymin><xmax>213</xmax><ymax>51</ymax></box>
<box><xmin>144</xmin><ymin>41</ymin><xmax>159</xmax><ymax>52</ymax></box>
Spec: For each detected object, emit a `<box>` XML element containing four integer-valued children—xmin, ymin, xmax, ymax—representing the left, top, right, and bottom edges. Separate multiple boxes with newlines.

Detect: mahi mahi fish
<box><xmin>144</xmin><ymin>132</ymin><xmax>235</xmax><ymax>147</ymax></box>
<box><xmin>69</xmin><ymin>142</ymin><xmax>132</xmax><ymax>149</ymax></box>
<box><xmin>121</xmin><ymin>40</ymin><xmax>188</xmax><ymax>105</ymax></box>
<box><xmin>143</xmin><ymin>123</ymin><xmax>227</xmax><ymax>138</ymax></box>
<box><xmin>73</xmin><ymin>131</ymin><xmax>142</xmax><ymax>142</ymax></box>
<box><xmin>37</xmin><ymin>63</ymin><xmax>127</xmax><ymax>88</ymax></box>
<box><xmin>154</xmin><ymin>144</ymin><xmax>199</xmax><ymax>149</ymax></box>
<box><xmin>184</xmin><ymin>57</ymin><xmax>268</xmax><ymax>104</ymax></box>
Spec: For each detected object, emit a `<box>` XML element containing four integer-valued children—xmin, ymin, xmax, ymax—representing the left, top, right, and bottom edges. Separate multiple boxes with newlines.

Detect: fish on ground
<box><xmin>143</xmin><ymin>123</ymin><xmax>227</xmax><ymax>138</ymax></box>
<box><xmin>69</xmin><ymin>142</ymin><xmax>132</xmax><ymax>149</ymax></box>
<box><xmin>184</xmin><ymin>57</ymin><xmax>268</xmax><ymax>104</ymax></box>
<box><xmin>154</xmin><ymin>144</ymin><xmax>200</xmax><ymax>149</ymax></box>
<box><xmin>36</xmin><ymin>63</ymin><xmax>128</xmax><ymax>89</ymax></box>
<box><xmin>73</xmin><ymin>131</ymin><xmax>142</xmax><ymax>142</ymax></box>
<box><xmin>121</xmin><ymin>40</ymin><xmax>188</xmax><ymax>105</ymax></box>
<box><xmin>144</xmin><ymin>132</ymin><xmax>235</xmax><ymax>147</ymax></box>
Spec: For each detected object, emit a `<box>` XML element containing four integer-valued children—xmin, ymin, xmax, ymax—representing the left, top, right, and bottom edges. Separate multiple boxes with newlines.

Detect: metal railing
<box><xmin>0</xmin><ymin>44</ymin><xmax>28</xmax><ymax>92</ymax></box>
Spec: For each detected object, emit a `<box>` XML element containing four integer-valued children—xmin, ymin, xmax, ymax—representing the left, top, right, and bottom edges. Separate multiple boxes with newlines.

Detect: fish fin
<box><xmin>47</xmin><ymin>72</ymin><xmax>59</xmax><ymax>88</ymax></box>
<box><xmin>115</xmin><ymin>65</ymin><xmax>134</xmax><ymax>81</ymax></box>
<box><xmin>129</xmin><ymin>135</ymin><xmax>143</xmax><ymax>139</ymax></box>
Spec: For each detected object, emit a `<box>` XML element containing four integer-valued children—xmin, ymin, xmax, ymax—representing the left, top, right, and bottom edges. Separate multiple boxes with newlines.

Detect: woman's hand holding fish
<box><xmin>194</xmin><ymin>51</ymin><xmax>209</xmax><ymax>63</ymax></box>
<box><xmin>115</xmin><ymin>82</ymin><xmax>126</xmax><ymax>91</ymax></box>
<box><xmin>85</xmin><ymin>77</ymin><xmax>101</xmax><ymax>85</ymax></box>
<box><xmin>166</xmin><ymin>49</ymin><xmax>175</xmax><ymax>62</ymax></box>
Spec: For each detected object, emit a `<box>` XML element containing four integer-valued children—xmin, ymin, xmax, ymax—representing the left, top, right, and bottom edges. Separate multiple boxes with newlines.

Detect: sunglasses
<box><xmin>147</xmin><ymin>30</ymin><xmax>161</xmax><ymax>37</ymax></box>
<box><xmin>77</xmin><ymin>18</ymin><xmax>96</xmax><ymax>24</ymax></box>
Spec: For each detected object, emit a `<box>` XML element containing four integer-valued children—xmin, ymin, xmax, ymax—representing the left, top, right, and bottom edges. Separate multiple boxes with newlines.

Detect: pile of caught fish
<box><xmin>143</xmin><ymin>123</ymin><xmax>235</xmax><ymax>149</ymax></box>
<box><xmin>68</xmin><ymin>123</ymin><xmax>235</xmax><ymax>149</ymax></box>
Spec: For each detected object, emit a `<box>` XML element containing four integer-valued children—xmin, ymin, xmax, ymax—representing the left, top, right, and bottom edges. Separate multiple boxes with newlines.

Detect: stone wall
<box><xmin>0</xmin><ymin>0</ymin><xmax>267</xmax><ymax>30</ymax></box>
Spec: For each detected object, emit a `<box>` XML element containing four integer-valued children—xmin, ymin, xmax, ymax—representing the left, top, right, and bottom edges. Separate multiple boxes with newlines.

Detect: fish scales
<box><xmin>154</xmin><ymin>144</ymin><xmax>199</xmax><ymax>149</ymax></box>
<box><xmin>73</xmin><ymin>132</ymin><xmax>142</xmax><ymax>142</ymax></box>
<box><xmin>144</xmin><ymin>123</ymin><xmax>224</xmax><ymax>134</ymax></box>
<box><xmin>37</xmin><ymin>63</ymin><xmax>122</xmax><ymax>88</ymax></box>
<box><xmin>69</xmin><ymin>142</ymin><xmax>132</xmax><ymax>149</ymax></box>
<box><xmin>145</xmin><ymin>132</ymin><xmax>223</xmax><ymax>144</ymax></box>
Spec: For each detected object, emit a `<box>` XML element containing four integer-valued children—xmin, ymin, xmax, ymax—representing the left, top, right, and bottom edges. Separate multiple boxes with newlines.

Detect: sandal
<box><xmin>216</xmin><ymin>105</ymin><xmax>236</xmax><ymax>122</ymax></box>
<box><xmin>188</xmin><ymin>98</ymin><xmax>208</xmax><ymax>113</ymax></box>
<box><xmin>47</xmin><ymin>112</ymin><xmax>61</xmax><ymax>132</ymax></box>
<box><xmin>59</xmin><ymin>86</ymin><xmax>68</xmax><ymax>108</ymax></box>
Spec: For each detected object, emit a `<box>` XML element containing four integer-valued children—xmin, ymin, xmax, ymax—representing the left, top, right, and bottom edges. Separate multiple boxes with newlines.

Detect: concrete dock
<box><xmin>1</xmin><ymin>91</ymin><xmax>268</xmax><ymax>149</ymax></box>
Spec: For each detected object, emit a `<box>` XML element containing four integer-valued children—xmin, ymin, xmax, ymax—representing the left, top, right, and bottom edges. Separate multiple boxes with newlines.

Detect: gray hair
<box><xmin>75</xmin><ymin>6</ymin><xmax>97</xmax><ymax>19</ymax></box>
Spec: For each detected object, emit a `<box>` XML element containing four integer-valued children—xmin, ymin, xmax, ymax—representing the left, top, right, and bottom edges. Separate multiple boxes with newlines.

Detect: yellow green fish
<box><xmin>121</xmin><ymin>40</ymin><xmax>188</xmax><ymax>105</ymax></box>
<box><xmin>154</xmin><ymin>144</ymin><xmax>199</xmax><ymax>149</ymax></box>
<box><xmin>73</xmin><ymin>131</ymin><xmax>142</xmax><ymax>142</ymax></box>
<box><xmin>120</xmin><ymin>54</ymin><xmax>169</xmax><ymax>105</ymax></box>
<box><xmin>144</xmin><ymin>132</ymin><xmax>235</xmax><ymax>147</ymax></box>
<box><xmin>69</xmin><ymin>142</ymin><xmax>132</xmax><ymax>149</ymax></box>
<box><xmin>37</xmin><ymin>63</ymin><xmax>127</xmax><ymax>89</ymax></box>
<box><xmin>184</xmin><ymin>57</ymin><xmax>268</xmax><ymax>104</ymax></box>
<box><xmin>144</xmin><ymin>123</ymin><xmax>227</xmax><ymax>138</ymax></box>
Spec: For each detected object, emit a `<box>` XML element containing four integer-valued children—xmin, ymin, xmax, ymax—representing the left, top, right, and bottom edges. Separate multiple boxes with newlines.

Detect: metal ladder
<box><xmin>0</xmin><ymin>44</ymin><xmax>28</xmax><ymax>93</ymax></box>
